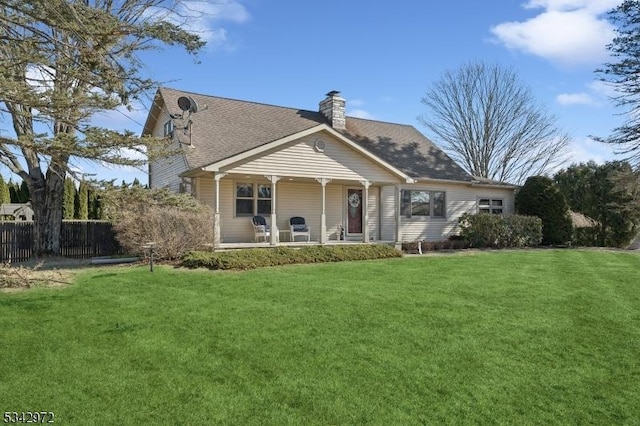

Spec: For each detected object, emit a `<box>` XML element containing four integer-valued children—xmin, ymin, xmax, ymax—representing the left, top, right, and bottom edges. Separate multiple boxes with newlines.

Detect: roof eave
<box><xmin>141</xmin><ymin>89</ymin><xmax>165</xmax><ymax>136</ymax></box>
<box><xmin>469</xmin><ymin>181</ymin><xmax>518</xmax><ymax>189</ymax></box>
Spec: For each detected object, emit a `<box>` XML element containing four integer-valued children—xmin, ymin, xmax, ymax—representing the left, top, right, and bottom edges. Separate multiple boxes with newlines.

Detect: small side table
<box><xmin>279</xmin><ymin>229</ymin><xmax>291</xmax><ymax>242</ymax></box>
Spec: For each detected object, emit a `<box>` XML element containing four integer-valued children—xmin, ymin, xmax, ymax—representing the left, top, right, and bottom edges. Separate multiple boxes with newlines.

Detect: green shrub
<box><xmin>401</xmin><ymin>239</ymin><xmax>470</xmax><ymax>253</ymax></box>
<box><xmin>458</xmin><ymin>213</ymin><xmax>542</xmax><ymax>248</ymax></box>
<box><xmin>516</xmin><ymin>176</ymin><xmax>572</xmax><ymax>245</ymax></box>
<box><xmin>181</xmin><ymin>244</ymin><xmax>402</xmax><ymax>270</ymax></box>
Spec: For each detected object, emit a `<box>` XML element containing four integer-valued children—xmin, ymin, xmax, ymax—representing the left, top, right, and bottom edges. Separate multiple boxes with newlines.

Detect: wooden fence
<box><xmin>0</xmin><ymin>221</ymin><xmax>123</xmax><ymax>263</ymax></box>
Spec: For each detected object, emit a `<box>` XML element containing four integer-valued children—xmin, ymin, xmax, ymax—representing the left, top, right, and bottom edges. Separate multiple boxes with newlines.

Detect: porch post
<box><xmin>316</xmin><ymin>178</ymin><xmax>331</xmax><ymax>244</ymax></box>
<box><xmin>265</xmin><ymin>175</ymin><xmax>281</xmax><ymax>245</ymax></box>
<box><xmin>395</xmin><ymin>185</ymin><xmax>402</xmax><ymax>248</ymax></box>
<box><xmin>213</xmin><ymin>172</ymin><xmax>227</xmax><ymax>247</ymax></box>
<box><xmin>360</xmin><ymin>180</ymin><xmax>370</xmax><ymax>243</ymax></box>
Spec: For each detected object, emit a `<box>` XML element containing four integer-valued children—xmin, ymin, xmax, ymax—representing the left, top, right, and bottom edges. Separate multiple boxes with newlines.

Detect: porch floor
<box><xmin>217</xmin><ymin>240</ymin><xmax>395</xmax><ymax>250</ymax></box>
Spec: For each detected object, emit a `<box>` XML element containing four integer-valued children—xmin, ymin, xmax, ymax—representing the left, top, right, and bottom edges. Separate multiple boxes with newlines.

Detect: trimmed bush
<box><xmin>458</xmin><ymin>213</ymin><xmax>542</xmax><ymax>248</ymax></box>
<box><xmin>516</xmin><ymin>176</ymin><xmax>572</xmax><ymax>245</ymax></box>
<box><xmin>181</xmin><ymin>244</ymin><xmax>402</xmax><ymax>270</ymax></box>
<box><xmin>401</xmin><ymin>239</ymin><xmax>470</xmax><ymax>253</ymax></box>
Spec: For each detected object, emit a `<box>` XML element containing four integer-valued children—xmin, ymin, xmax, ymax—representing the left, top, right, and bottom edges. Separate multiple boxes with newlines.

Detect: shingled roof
<box><xmin>147</xmin><ymin>87</ymin><xmax>475</xmax><ymax>182</ymax></box>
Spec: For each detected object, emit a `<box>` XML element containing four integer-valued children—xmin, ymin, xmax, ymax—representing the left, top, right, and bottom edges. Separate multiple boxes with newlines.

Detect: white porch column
<box><xmin>316</xmin><ymin>178</ymin><xmax>331</xmax><ymax>244</ymax></box>
<box><xmin>213</xmin><ymin>172</ymin><xmax>227</xmax><ymax>247</ymax></box>
<box><xmin>360</xmin><ymin>180</ymin><xmax>370</xmax><ymax>243</ymax></box>
<box><xmin>265</xmin><ymin>175</ymin><xmax>281</xmax><ymax>245</ymax></box>
<box><xmin>395</xmin><ymin>185</ymin><xmax>402</xmax><ymax>248</ymax></box>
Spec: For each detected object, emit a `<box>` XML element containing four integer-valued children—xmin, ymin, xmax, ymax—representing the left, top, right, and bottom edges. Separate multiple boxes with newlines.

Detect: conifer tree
<box><xmin>63</xmin><ymin>178</ymin><xmax>75</xmax><ymax>220</ymax></box>
<box><xmin>597</xmin><ymin>1</ymin><xmax>640</xmax><ymax>165</ymax></box>
<box><xmin>8</xmin><ymin>179</ymin><xmax>18</xmax><ymax>203</ymax></box>
<box><xmin>18</xmin><ymin>181</ymin><xmax>30</xmax><ymax>202</ymax></box>
<box><xmin>0</xmin><ymin>0</ymin><xmax>204</xmax><ymax>255</ymax></box>
<box><xmin>77</xmin><ymin>181</ymin><xmax>89</xmax><ymax>220</ymax></box>
<box><xmin>0</xmin><ymin>174</ymin><xmax>10</xmax><ymax>204</ymax></box>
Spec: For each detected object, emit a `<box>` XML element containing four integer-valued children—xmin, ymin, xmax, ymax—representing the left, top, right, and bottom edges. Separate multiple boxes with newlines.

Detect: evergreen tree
<box><xmin>516</xmin><ymin>176</ymin><xmax>573</xmax><ymax>245</ymax></box>
<box><xmin>74</xmin><ymin>190</ymin><xmax>80</xmax><ymax>219</ymax></box>
<box><xmin>0</xmin><ymin>0</ymin><xmax>204</xmax><ymax>256</ymax></box>
<box><xmin>8</xmin><ymin>180</ymin><xmax>18</xmax><ymax>203</ymax></box>
<box><xmin>78</xmin><ymin>181</ymin><xmax>89</xmax><ymax>220</ymax></box>
<box><xmin>18</xmin><ymin>180</ymin><xmax>30</xmax><ymax>202</ymax></box>
<box><xmin>0</xmin><ymin>175</ymin><xmax>10</xmax><ymax>204</ymax></box>
<box><xmin>89</xmin><ymin>190</ymin><xmax>103</xmax><ymax>220</ymax></box>
<box><xmin>555</xmin><ymin>161</ymin><xmax>640</xmax><ymax>247</ymax></box>
<box><xmin>596</xmin><ymin>1</ymin><xmax>640</xmax><ymax>165</ymax></box>
<box><xmin>63</xmin><ymin>178</ymin><xmax>76</xmax><ymax>220</ymax></box>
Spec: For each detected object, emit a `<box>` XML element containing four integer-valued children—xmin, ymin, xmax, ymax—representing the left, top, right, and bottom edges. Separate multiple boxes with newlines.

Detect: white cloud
<box><xmin>348</xmin><ymin>99</ymin><xmax>365</xmax><ymax>107</ymax></box>
<box><xmin>587</xmin><ymin>80</ymin><xmax>618</xmax><ymax>98</ymax></box>
<box><xmin>567</xmin><ymin>136</ymin><xmax>614</xmax><ymax>164</ymax></box>
<box><xmin>555</xmin><ymin>79</ymin><xmax>620</xmax><ymax>107</ymax></box>
<box><xmin>556</xmin><ymin>92</ymin><xmax>597</xmax><ymax>106</ymax></box>
<box><xmin>490</xmin><ymin>0</ymin><xmax>617</xmax><ymax>67</ymax></box>
<box><xmin>349</xmin><ymin>109</ymin><xmax>375</xmax><ymax>120</ymax></box>
<box><xmin>146</xmin><ymin>1</ymin><xmax>249</xmax><ymax>48</ymax></box>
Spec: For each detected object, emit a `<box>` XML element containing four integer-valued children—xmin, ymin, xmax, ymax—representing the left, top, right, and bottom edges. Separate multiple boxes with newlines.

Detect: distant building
<box><xmin>0</xmin><ymin>203</ymin><xmax>35</xmax><ymax>221</ymax></box>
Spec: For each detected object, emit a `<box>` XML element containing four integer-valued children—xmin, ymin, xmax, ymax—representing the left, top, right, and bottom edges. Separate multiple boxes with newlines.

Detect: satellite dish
<box><xmin>177</xmin><ymin>96</ymin><xmax>191</xmax><ymax>111</ymax></box>
<box><xmin>177</xmin><ymin>96</ymin><xmax>199</xmax><ymax>113</ymax></box>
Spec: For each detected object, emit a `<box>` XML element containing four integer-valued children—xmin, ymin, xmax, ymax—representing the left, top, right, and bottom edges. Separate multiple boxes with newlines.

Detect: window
<box><xmin>163</xmin><ymin>120</ymin><xmax>174</xmax><ymax>137</ymax></box>
<box><xmin>235</xmin><ymin>182</ymin><xmax>272</xmax><ymax>216</ymax></box>
<box><xmin>401</xmin><ymin>190</ymin><xmax>446</xmax><ymax>218</ymax></box>
<box><xmin>478</xmin><ymin>198</ymin><xmax>503</xmax><ymax>214</ymax></box>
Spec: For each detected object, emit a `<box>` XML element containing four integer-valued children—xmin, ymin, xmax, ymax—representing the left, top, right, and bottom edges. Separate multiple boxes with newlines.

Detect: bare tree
<box><xmin>0</xmin><ymin>0</ymin><xmax>205</xmax><ymax>256</ymax></box>
<box><xmin>420</xmin><ymin>62</ymin><xmax>570</xmax><ymax>184</ymax></box>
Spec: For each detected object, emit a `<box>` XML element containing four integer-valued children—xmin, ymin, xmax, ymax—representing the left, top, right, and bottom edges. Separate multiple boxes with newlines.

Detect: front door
<box><xmin>347</xmin><ymin>188</ymin><xmax>363</xmax><ymax>235</ymax></box>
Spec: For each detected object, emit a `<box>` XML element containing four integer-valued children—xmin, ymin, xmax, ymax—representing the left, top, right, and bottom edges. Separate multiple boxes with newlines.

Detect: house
<box><xmin>143</xmin><ymin>88</ymin><xmax>515</xmax><ymax>246</ymax></box>
<box><xmin>0</xmin><ymin>202</ymin><xmax>35</xmax><ymax>221</ymax></box>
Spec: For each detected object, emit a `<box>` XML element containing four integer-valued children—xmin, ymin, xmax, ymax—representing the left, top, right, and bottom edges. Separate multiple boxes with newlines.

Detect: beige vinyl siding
<box><xmin>226</xmin><ymin>134</ymin><xmax>399</xmax><ymax>183</ymax></box>
<box><xmin>381</xmin><ymin>183</ymin><xmax>515</xmax><ymax>242</ymax></box>
<box><xmin>470</xmin><ymin>187</ymin><xmax>515</xmax><ymax>215</ymax></box>
<box><xmin>368</xmin><ymin>186</ymin><xmax>380</xmax><ymax>241</ymax></box>
<box><xmin>197</xmin><ymin>175</ymin><xmax>214</xmax><ymax>208</ymax></box>
<box><xmin>380</xmin><ymin>185</ymin><xmax>397</xmax><ymax>241</ymax></box>
<box><xmin>148</xmin><ymin>109</ymin><xmax>189</xmax><ymax>191</ymax></box>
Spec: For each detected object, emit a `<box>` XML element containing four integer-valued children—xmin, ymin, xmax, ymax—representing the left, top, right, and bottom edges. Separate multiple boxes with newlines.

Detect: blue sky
<box><xmin>3</xmin><ymin>0</ymin><xmax>626</xmax><ymax>184</ymax></box>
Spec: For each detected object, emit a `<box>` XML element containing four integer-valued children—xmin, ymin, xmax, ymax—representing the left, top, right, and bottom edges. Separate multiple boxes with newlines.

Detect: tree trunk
<box><xmin>29</xmin><ymin>166</ymin><xmax>65</xmax><ymax>257</ymax></box>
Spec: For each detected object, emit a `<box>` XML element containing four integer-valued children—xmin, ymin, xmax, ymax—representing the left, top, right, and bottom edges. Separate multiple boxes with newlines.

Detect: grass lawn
<box><xmin>1</xmin><ymin>250</ymin><xmax>639</xmax><ymax>425</ymax></box>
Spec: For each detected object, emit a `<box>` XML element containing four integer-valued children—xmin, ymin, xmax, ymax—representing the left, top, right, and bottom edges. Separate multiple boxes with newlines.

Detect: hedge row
<box><xmin>181</xmin><ymin>244</ymin><xmax>402</xmax><ymax>270</ymax></box>
<box><xmin>401</xmin><ymin>239</ymin><xmax>470</xmax><ymax>253</ymax></box>
<box><xmin>459</xmin><ymin>213</ymin><xmax>543</xmax><ymax>248</ymax></box>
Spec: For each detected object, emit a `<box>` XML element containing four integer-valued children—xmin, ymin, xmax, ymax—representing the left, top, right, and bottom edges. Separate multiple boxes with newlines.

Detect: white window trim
<box><xmin>234</xmin><ymin>181</ymin><xmax>272</xmax><ymax>217</ymax></box>
<box><xmin>163</xmin><ymin>120</ymin><xmax>174</xmax><ymax>138</ymax></box>
<box><xmin>400</xmin><ymin>188</ymin><xmax>446</xmax><ymax>219</ymax></box>
<box><xmin>477</xmin><ymin>197</ymin><xmax>504</xmax><ymax>215</ymax></box>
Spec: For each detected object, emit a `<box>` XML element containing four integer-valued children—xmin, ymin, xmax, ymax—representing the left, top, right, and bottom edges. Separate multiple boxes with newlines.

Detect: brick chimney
<box><xmin>319</xmin><ymin>90</ymin><xmax>346</xmax><ymax>130</ymax></box>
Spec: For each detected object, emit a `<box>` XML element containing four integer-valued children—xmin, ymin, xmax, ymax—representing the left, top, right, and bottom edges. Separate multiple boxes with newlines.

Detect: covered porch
<box><xmin>182</xmin><ymin>125</ymin><xmax>414</xmax><ymax>247</ymax></box>
<box><xmin>199</xmin><ymin>172</ymin><xmax>403</xmax><ymax>246</ymax></box>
